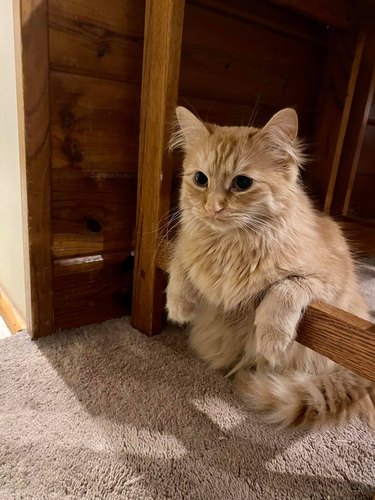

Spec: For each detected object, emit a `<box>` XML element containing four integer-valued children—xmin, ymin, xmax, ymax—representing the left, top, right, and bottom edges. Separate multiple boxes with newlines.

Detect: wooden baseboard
<box><xmin>0</xmin><ymin>287</ymin><xmax>26</xmax><ymax>334</ymax></box>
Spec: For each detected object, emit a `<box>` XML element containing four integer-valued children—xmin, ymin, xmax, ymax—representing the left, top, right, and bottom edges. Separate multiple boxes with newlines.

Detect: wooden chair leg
<box><xmin>131</xmin><ymin>0</ymin><xmax>185</xmax><ymax>335</ymax></box>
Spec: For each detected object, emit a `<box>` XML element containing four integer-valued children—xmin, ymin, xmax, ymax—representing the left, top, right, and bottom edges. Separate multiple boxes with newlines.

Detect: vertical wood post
<box><xmin>131</xmin><ymin>0</ymin><xmax>185</xmax><ymax>335</ymax></box>
<box><xmin>13</xmin><ymin>0</ymin><xmax>54</xmax><ymax>338</ymax></box>
<box><xmin>312</xmin><ymin>29</ymin><xmax>365</xmax><ymax>213</ymax></box>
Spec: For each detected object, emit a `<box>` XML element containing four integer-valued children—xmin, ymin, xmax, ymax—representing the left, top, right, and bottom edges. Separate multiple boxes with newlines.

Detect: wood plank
<box><xmin>331</xmin><ymin>35</ymin><xmax>375</xmax><ymax>215</ymax></box>
<box><xmin>311</xmin><ymin>29</ymin><xmax>365</xmax><ymax>212</ymax></box>
<box><xmin>0</xmin><ymin>287</ymin><xmax>26</xmax><ymax>334</ymax></box>
<box><xmin>48</xmin><ymin>0</ymin><xmax>145</xmax><ymax>83</ymax></box>
<box><xmin>50</xmin><ymin>71</ymin><xmax>140</xmax><ymax>173</ymax></box>
<box><xmin>53</xmin><ymin>252</ymin><xmax>133</xmax><ymax>330</ymax></box>
<box><xmin>267</xmin><ymin>0</ymin><xmax>351</xmax><ymax>29</ymax></box>
<box><xmin>297</xmin><ymin>302</ymin><xmax>375</xmax><ymax>383</ymax></box>
<box><xmin>131</xmin><ymin>0</ymin><xmax>185</xmax><ymax>335</ymax></box>
<box><xmin>52</xmin><ymin>169</ymin><xmax>137</xmax><ymax>258</ymax></box>
<box><xmin>180</xmin><ymin>3</ymin><xmax>326</xmax><ymax>112</ymax></box>
<box><xmin>192</xmin><ymin>0</ymin><xmax>329</xmax><ymax>46</ymax></box>
<box><xmin>13</xmin><ymin>0</ymin><xmax>54</xmax><ymax>338</ymax></box>
<box><xmin>156</xmin><ymin>240</ymin><xmax>375</xmax><ymax>381</ymax></box>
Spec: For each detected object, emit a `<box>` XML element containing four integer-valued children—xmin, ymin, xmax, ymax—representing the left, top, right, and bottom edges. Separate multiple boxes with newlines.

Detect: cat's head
<box><xmin>171</xmin><ymin>107</ymin><xmax>304</xmax><ymax>232</ymax></box>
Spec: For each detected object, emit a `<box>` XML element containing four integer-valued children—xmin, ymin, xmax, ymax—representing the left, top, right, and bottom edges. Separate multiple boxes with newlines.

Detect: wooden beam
<box><xmin>157</xmin><ymin>239</ymin><xmax>375</xmax><ymax>382</ymax></box>
<box><xmin>131</xmin><ymin>0</ymin><xmax>185</xmax><ymax>335</ymax></box>
<box><xmin>13</xmin><ymin>0</ymin><xmax>54</xmax><ymax>338</ymax></box>
<box><xmin>0</xmin><ymin>287</ymin><xmax>26</xmax><ymax>334</ymax></box>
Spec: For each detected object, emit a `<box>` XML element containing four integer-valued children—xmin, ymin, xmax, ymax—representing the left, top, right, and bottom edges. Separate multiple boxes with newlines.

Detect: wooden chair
<box><xmin>131</xmin><ymin>0</ymin><xmax>375</xmax><ymax>382</ymax></box>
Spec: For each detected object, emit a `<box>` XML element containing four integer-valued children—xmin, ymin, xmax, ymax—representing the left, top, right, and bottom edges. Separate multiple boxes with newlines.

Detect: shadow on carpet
<box><xmin>0</xmin><ymin>317</ymin><xmax>374</xmax><ymax>499</ymax></box>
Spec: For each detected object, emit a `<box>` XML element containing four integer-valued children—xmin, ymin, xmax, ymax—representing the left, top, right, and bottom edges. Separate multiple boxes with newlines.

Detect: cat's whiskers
<box><xmin>151</xmin><ymin>212</ymin><xmax>183</xmax><ymax>268</ymax></box>
<box><xmin>137</xmin><ymin>207</ymin><xmax>181</xmax><ymax>236</ymax></box>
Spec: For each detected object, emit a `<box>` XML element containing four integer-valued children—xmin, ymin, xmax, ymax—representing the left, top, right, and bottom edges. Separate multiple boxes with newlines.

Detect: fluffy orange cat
<box><xmin>166</xmin><ymin>106</ymin><xmax>374</xmax><ymax>429</ymax></box>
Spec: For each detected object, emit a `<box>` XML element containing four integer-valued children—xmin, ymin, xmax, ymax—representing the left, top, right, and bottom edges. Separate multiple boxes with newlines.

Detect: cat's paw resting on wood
<box><xmin>167</xmin><ymin>105</ymin><xmax>374</xmax><ymax>430</ymax></box>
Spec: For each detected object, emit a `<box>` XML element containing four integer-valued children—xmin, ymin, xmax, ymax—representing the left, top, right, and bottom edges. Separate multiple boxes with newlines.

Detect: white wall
<box><xmin>0</xmin><ymin>1</ymin><xmax>26</xmax><ymax>319</ymax></box>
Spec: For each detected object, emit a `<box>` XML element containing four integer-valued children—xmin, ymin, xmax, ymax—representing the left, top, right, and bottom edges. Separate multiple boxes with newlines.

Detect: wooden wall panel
<box><xmin>268</xmin><ymin>0</ymin><xmax>351</xmax><ymax>28</ymax></box>
<box><xmin>49</xmin><ymin>0</ymin><xmax>145</xmax><ymax>83</ymax></box>
<box><xmin>48</xmin><ymin>0</ymin><xmax>142</xmax><ymax>330</ymax></box>
<box><xmin>195</xmin><ymin>0</ymin><xmax>329</xmax><ymax>45</ymax></box>
<box><xmin>180</xmin><ymin>3</ymin><xmax>325</xmax><ymax>113</ymax></box>
<box><xmin>50</xmin><ymin>71</ymin><xmax>140</xmax><ymax>173</ymax></box>
<box><xmin>52</xmin><ymin>170</ymin><xmax>136</xmax><ymax>258</ymax></box>
<box><xmin>53</xmin><ymin>252</ymin><xmax>133</xmax><ymax>330</ymax></box>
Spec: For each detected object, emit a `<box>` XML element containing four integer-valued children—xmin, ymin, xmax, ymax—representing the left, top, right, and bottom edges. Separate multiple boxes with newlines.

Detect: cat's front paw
<box><xmin>166</xmin><ymin>294</ymin><xmax>196</xmax><ymax>325</ymax></box>
<box><xmin>255</xmin><ymin>324</ymin><xmax>289</xmax><ymax>368</ymax></box>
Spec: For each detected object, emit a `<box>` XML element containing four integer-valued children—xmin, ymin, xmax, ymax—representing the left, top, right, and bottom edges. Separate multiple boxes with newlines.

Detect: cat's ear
<box><xmin>170</xmin><ymin>106</ymin><xmax>209</xmax><ymax>151</ymax></box>
<box><xmin>263</xmin><ymin>108</ymin><xmax>298</xmax><ymax>142</ymax></box>
<box><xmin>261</xmin><ymin>108</ymin><xmax>303</xmax><ymax>180</ymax></box>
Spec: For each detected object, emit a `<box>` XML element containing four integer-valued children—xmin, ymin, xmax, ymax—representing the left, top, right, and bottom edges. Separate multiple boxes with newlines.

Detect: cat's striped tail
<box><xmin>234</xmin><ymin>368</ymin><xmax>375</xmax><ymax>429</ymax></box>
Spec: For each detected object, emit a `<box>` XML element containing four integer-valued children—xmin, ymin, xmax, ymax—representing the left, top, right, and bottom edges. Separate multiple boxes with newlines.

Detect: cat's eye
<box><xmin>231</xmin><ymin>175</ymin><xmax>253</xmax><ymax>192</ymax></box>
<box><xmin>194</xmin><ymin>171</ymin><xmax>208</xmax><ymax>187</ymax></box>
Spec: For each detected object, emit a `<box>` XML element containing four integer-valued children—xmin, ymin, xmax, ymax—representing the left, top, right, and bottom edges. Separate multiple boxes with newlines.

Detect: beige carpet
<box><xmin>1</xmin><ymin>262</ymin><xmax>374</xmax><ymax>499</ymax></box>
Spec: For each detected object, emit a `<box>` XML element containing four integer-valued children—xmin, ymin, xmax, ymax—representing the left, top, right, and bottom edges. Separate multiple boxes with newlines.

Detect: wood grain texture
<box><xmin>50</xmin><ymin>71</ymin><xmax>140</xmax><ymax>173</ymax></box>
<box><xmin>180</xmin><ymin>3</ymin><xmax>325</xmax><ymax>113</ymax></box>
<box><xmin>52</xmin><ymin>169</ymin><xmax>136</xmax><ymax>258</ymax></box>
<box><xmin>331</xmin><ymin>35</ymin><xmax>375</xmax><ymax>216</ymax></box>
<box><xmin>297</xmin><ymin>302</ymin><xmax>375</xmax><ymax>382</ymax></box>
<box><xmin>0</xmin><ymin>287</ymin><xmax>26</xmax><ymax>334</ymax></box>
<box><xmin>48</xmin><ymin>0</ymin><xmax>145</xmax><ymax>83</ymax></box>
<box><xmin>268</xmin><ymin>0</ymin><xmax>351</xmax><ymax>28</ymax></box>
<box><xmin>131</xmin><ymin>0</ymin><xmax>185</xmax><ymax>335</ymax></box>
<box><xmin>157</xmin><ymin>240</ymin><xmax>375</xmax><ymax>381</ymax></box>
<box><xmin>14</xmin><ymin>0</ymin><xmax>54</xmax><ymax>338</ymax></box>
<box><xmin>53</xmin><ymin>252</ymin><xmax>133</xmax><ymax>330</ymax></box>
<box><xmin>311</xmin><ymin>30</ymin><xmax>365</xmax><ymax>212</ymax></box>
<box><xmin>193</xmin><ymin>0</ymin><xmax>329</xmax><ymax>46</ymax></box>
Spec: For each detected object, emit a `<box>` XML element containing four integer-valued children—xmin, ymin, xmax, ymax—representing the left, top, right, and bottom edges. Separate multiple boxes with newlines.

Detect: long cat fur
<box><xmin>166</xmin><ymin>106</ymin><xmax>375</xmax><ymax>429</ymax></box>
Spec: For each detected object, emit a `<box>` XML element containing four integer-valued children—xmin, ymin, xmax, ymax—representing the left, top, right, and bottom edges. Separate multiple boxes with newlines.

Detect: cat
<box><xmin>166</xmin><ymin>106</ymin><xmax>375</xmax><ymax>429</ymax></box>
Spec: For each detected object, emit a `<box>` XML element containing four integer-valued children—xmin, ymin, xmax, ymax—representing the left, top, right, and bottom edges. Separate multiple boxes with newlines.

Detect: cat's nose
<box><xmin>205</xmin><ymin>204</ymin><xmax>224</xmax><ymax>217</ymax></box>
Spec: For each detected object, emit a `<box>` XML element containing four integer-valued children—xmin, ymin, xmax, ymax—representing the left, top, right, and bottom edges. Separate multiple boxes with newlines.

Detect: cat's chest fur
<box><xmin>181</xmin><ymin>230</ymin><xmax>275</xmax><ymax>311</ymax></box>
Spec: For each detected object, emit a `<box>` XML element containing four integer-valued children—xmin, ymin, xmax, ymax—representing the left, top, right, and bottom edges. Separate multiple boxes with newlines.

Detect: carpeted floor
<box><xmin>0</xmin><ymin>262</ymin><xmax>374</xmax><ymax>499</ymax></box>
